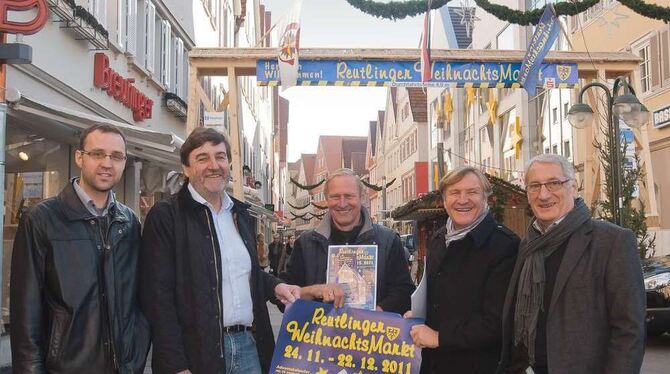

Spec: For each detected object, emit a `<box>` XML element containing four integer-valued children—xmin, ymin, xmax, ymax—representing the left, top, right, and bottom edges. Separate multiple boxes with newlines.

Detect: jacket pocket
<box><xmin>121</xmin><ymin>311</ymin><xmax>151</xmax><ymax>374</ymax></box>
<box><xmin>46</xmin><ymin>312</ymin><xmax>70</xmax><ymax>364</ymax></box>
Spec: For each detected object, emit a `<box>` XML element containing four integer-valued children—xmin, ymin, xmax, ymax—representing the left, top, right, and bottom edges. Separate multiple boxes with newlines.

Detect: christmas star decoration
<box><xmin>453</xmin><ymin>0</ymin><xmax>480</xmax><ymax>38</ymax></box>
<box><xmin>486</xmin><ymin>91</ymin><xmax>497</xmax><ymax>125</ymax></box>
<box><xmin>597</xmin><ymin>9</ymin><xmax>629</xmax><ymax>37</ymax></box>
<box><xmin>317</xmin><ymin>368</ymin><xmax>329</xmax><ymax>374</ymax></box>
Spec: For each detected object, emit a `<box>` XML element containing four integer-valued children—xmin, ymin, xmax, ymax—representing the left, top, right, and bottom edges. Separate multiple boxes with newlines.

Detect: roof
<box><xmin>407</xmin><ymin>88</ymin><xmax>427</xmax><ymax>122</ymax></box>
<box><xmin>301</xmin><ymin>153</ymin><xmax>316</xmax><ymax>184</ymax></box>
<box><xmin>351</xmin><ymin>152</ymin><xmax>367</xmax><ymax>175</ymax></box>
<box><xmin>377</xmin><ymin>110</ymin><xmax>385</xmax><ymax>138</ymax></box>
<box><xmin>446</xmin><ymin>7</ymin><xmax>474</xmax><ymax>49</ymax></box>
<box><xmin>318</xmin><ymin>136</ymin><xmax>344</xmax><ymax>173</ymax></box>
<box><xmin>342</xmin><ymin>137</ymin><xmax>367</xmax><ymax>170</ymax></box>
<box><xmin>368</xmin><ymin>121</ymin><xmax>377</xmax><ymax>157</ymax></box>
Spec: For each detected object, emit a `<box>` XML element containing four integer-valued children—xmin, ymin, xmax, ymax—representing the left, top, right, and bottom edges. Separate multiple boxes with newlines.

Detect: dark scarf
<box><xmin>513</xmin><ymin>198</ymin><xmax>591</xmax><ymax>365</ymax></box>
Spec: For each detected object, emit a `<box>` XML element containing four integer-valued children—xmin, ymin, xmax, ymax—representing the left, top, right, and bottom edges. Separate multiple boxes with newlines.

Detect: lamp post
<box><xmin>567</xmin><ymin>77</ymin><xmax>650</xmax><ymax>226</ymax></box>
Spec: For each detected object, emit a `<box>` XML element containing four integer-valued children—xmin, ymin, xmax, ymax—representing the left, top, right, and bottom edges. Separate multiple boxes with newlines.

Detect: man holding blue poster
<box><xmin>284</xmin><ymin>168</ymin><xmax>415</xmax><ymax>313</ymax></box>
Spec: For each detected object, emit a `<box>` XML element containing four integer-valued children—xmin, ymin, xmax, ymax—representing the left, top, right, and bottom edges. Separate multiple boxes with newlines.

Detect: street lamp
<box><xmin>567</xmin><ymin>77</ymin><xmax>650</xmax><ymax>226</ymax></box>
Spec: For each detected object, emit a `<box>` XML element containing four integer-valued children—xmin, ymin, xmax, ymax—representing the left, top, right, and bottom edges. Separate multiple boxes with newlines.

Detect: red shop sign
<box><xmin>93</xmin><ymin>53</ymin><xmax>153</xmax><ymax>121</ymax></box>
<box><xmin>0</xmin><ymin>0</ymin><xmax>48</xmax><ymax>35</ymax></box>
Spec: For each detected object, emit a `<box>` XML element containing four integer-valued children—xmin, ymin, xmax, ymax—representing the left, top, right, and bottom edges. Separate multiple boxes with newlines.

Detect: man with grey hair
<box><xmin>284</xmin><ymin>168</ymin><xmax>415</xmax><ymax>313</ymax></box>
<box><xmin>497</xmin><ymin>154</ymin><xmax>645</xmax><ymax>374</ymax></box>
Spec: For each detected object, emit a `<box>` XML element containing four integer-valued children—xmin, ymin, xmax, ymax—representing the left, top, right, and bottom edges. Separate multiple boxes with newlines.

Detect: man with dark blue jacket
<box><xmin>140</xmin><ymin>128</ymin><xmax>300</xmax><ymax>374</ymax></box>
<box><xmin>284</xmin><ymin>168</ymin><xmax>414</xmax><ymax>313</ymax></box>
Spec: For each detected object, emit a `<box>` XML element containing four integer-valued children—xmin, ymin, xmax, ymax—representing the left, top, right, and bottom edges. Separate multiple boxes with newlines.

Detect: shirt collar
<box><xmin>187</xmin><ymin>183</ymin><xmax>233</xmax><ymax>212</ymax></box>
<box><xmin>533</xmin><ymin>214</ymin><xmax>568</xmax><ymax>235</ymax></box>
<box><xmin>72</xmin><ymin>178</ymin><xmax>115</xmax><ymax>217</ymax></box>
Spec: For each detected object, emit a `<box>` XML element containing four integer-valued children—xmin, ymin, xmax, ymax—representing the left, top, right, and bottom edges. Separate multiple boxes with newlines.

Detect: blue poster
<box><xmin>327</xmin><ymin>245</ymin><xmax>378</xmax><ymax>311</ymax></box>
<box><xmin>270</xmin><ymin>300</ymin><xmax>423</xmax><ymax>374</ymax></box>
<box><xmin>256</xmin><ymin>59</ymin><xmax>577</xmax><ymax>88</ymax></box>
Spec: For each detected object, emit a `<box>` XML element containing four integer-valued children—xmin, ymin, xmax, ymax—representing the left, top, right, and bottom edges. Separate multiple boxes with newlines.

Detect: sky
<box><xmin>262</xmin><ymin>0</ymin><xmax>424</xmax><ymax>162</ymax></box>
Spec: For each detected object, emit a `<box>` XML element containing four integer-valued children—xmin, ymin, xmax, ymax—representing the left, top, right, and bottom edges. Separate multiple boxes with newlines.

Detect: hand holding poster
<box><xmin>270</xmin><ymin>300</ymin><xmax>423</xmax><ymax>374</ymax></box>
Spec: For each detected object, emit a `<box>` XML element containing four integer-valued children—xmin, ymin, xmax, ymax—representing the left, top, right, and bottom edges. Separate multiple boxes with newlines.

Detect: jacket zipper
<box><xmin>204</xmin><ymin>209</ymin><xmax>225</xmax><ymax>358</ymax></box>
<box><xmin>97</xmin><ymin>219</ymin><xmax>119</xmax><ymax>371</ymax></box>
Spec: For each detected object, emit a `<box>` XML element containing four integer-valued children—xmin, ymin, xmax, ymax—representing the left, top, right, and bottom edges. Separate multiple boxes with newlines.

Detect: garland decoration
<box><xmin>288</xmin><ymin>201</ymin><xmax>310</xmax><ymax>210</ymax></box>
<box><xmin>290</xmin><ymin>177</ymin><xmax>325</xmax><ymax>190</ymax></box>
<box><xmin>345</xmin><ymin>0</ymin><xmax>449</xmax><ymax>20</ymax></box>
<box><xmin>361</xmin><ymin>178</ymin><xmax>397</xmax><ymax>192</ymax></box>
<box><xmin>312</xmin><ymin>202</ymin><xmax>328</xmax><ymax>210</ymax></box>
<box><xmin>345</xmin><ymin>0</ymin><xmax>670</xmax><ymax>25</ymax></box>
<box><xmin>290</xmin><ymin>212</ymin><xmax>310</xmax><ymax>220</ymax></box>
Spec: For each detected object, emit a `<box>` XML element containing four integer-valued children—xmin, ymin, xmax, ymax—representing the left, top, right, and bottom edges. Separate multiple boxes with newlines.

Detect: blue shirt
<box><xmin>72</xmin><ymin>178</ymin><xmax>115</xmax><ymax>217</ymax></box>
<box><xmin>187</xmin><ymin>184</ymin><xmax>253</xmax><ymax>327</ymax></box>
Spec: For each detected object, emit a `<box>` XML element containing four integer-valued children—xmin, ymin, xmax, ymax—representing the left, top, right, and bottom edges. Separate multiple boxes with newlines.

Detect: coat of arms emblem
<box><xmin>557</xmin><ymin>65</ymin><xmax>572</xmax><ymax>81</ymax></box>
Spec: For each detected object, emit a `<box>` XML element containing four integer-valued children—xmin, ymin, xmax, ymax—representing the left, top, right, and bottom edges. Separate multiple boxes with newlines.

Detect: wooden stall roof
<box><xmin>391</xmin><ymin>174</ymin><xmax>528</xmax><ymax>221</ymax></box>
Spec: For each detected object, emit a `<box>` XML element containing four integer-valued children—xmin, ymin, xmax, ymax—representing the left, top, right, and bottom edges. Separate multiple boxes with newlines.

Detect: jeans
<box><xmin>224</xmin><ymin>330</ymin><xmax>262</xmax><ymax>374</ymax></box>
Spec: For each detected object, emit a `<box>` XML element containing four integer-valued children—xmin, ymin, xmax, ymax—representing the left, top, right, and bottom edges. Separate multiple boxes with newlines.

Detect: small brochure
<box><xmin>326</xmin><ymin>245</ymin><xmax>378</xmax><ymax>310</ymax></box>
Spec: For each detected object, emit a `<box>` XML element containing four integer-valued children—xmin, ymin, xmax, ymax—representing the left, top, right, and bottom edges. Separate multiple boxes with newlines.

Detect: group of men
<box><xmin>8</xmin><ymin>124</ymin><xmax>646</xmax><ymax>374</ymax></box>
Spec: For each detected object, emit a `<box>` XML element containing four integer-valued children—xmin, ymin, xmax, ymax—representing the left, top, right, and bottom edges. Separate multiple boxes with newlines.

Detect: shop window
<box><xmin>3</xmin><ymin>127</ymin><xmax>71</xmax><ymax>319</ymax></box>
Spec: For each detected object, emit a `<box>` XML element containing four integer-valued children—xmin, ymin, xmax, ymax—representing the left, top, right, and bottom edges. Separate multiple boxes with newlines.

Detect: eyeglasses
<box><xmin>79</xmin><ymin>149</ymin><xmax>127</xmax><ymax>163</ymax></box>
<box><xmin>527</xmin><ymin>179</ymin><xmax>572</xmax><ymax>194</ymax></box>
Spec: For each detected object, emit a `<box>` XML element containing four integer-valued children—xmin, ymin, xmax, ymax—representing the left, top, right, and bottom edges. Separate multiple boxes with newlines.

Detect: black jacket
<box><xmin>10</xmin><ymin>182</ymin><xmax>149</xmax><ymax>374</ymax></box>
<box><xmin>140</xmin><ymin>183</ymin><xmax>281</xmax><ymax>374</ymax></box>
<box><xmin>284</xmin><ymin>208</ymin><xmax>415</xmax><ymax>314</ymax></box>
<box><xmin>421</xmin><ymin>214</ymin><xmax>519</xmax><ymax>374</ymax></box>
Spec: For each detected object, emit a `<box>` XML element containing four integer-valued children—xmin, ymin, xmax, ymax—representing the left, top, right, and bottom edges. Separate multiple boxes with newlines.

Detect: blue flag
<box><xmin>519</xmin><ymin>4</ymin><xmax>560</xmax><ymax>97</ymax></box>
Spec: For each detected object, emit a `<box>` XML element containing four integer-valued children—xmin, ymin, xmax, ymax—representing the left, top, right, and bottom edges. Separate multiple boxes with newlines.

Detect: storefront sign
<box><xmin>0</xmin><ymin>0</ymin><xmax>49</xmax><ymax>35</ymax></box>
<box><xmin>256</xmin><ymin>59</ymin><xmax>578</xmax><ymax>88</ymax></box>
<box><xmin>652</xmin><ymin>105</ymin><xmax>670</xmax><ymax>129</ymax></box>
<box><xmin>270</xmin><ymin>299</ymin><xmax>422</xmax><ymax>374</ymax></box>
<box><xmin>203</xmin><ymin>111</ymin><xmax>226</xmax><ymax>127</ymax></box>
<box><xmin>93</xmin><ymin>53</ymin><xmax>153</xmax><ymax>121</ymax></box>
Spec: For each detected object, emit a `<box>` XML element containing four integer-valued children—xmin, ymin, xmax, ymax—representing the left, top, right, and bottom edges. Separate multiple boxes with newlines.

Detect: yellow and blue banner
<box><xmin>519</xmin><ymin>4</ymin><xmax>560</xmax><ymax>97</ymax></box>
<box><xmin>270</xmin><ymin>299</ymin><xmax>423</xmax><ymax>374</ymax></box>
<box><xmin>256</xmin><ymin>59</ymin><xmax>577</xmax><ymax>88</ymax></box>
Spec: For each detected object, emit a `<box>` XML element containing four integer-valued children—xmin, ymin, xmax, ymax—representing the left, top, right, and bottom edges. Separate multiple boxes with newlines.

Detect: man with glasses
<box><xmin>283</xmin><ymin>168</ymin><xmax>414</xmax><ymax>313</ymax></box>
<box><xmin>497</xmin><ymin>154</ymin><xmax>645</xmax><ymax>374</ymax></box>
<box><xmin>10</xmin><ymin>124</ymin><xmax>149</xmax><ymax>373</ymax></box>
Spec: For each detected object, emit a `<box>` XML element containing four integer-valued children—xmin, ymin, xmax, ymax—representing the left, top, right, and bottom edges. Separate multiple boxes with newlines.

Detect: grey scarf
<box><xmin>444</xmin><ymin>206</ymin><xmax>490</xmax><ymax>247</ymax></box>
<box><xmin>513</xmin><ymin>198</ymin><xmax>591</xmax><ymax>364</ymax></box>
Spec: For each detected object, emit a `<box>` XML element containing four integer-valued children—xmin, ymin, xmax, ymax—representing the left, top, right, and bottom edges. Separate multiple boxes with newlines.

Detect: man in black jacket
<box><xmin>284</xmin><ymin>168</ymin><xmax>414</xmax><ymax>313</ymax></box>
<box><xmin>10</xmin><ymin>124</ymin><xmax>150</xmax><ymax>373</ymax></box>
<box><xmin>140</xmin><ymin>128</ymin><xmax>300</xmax><ymax>374</ymax></box>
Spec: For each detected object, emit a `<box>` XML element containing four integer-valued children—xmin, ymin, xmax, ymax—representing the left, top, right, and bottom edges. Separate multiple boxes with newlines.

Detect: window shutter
<box><xmin>126</xmin><ymin>0</ymin><xmax>137</xmax><ymax>55</ymax></box>
<box><xmin>145</xmin><ymin>1</ymin><xmax>156</xmax><ymax>72</ymax></box>
<box><xmin>182</xmin><ymin>43</ymin><xmax>189</xmax><ymax>99</ymax></box>
<box><xmin>175</xmin><ymin>37</ymin><xmax>184</xmax><ymax>96</ymax></box>
<box><xmin>661</xmin><ymin>28</ymin><xmax>670</xmax><ymax>85</ymax></box>
<box><xmin>117</xmin><ymin>0</ymin><xmax>126</xmax><ymax>48</ymax></box>
<box><xmin>651</xmin><ymin>33</ymin><xmax>660</xmax><ymax>89</ymax></box>
<box><xmin>161</xmin><ymin>20</ymin><xmax>171</xmax><ymax>88</ymax></box>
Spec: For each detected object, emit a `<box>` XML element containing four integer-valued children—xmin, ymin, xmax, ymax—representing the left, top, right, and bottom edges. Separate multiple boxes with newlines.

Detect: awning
<box><xmin>393</xmin><ymin>208</ymin><xmax>446</xmax><ymax>222</ymax></box>
<box><xmin>8</xmin><ymin>96</ymin><xmax>184</xmax><ymax>168</ymax></box>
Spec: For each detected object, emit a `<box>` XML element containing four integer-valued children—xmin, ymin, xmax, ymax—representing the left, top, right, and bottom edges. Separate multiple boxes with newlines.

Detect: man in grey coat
<box><xmin>498</xmin><ymin>154</ymin><xmax>645</xmax><ymax>374</ymax></box>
